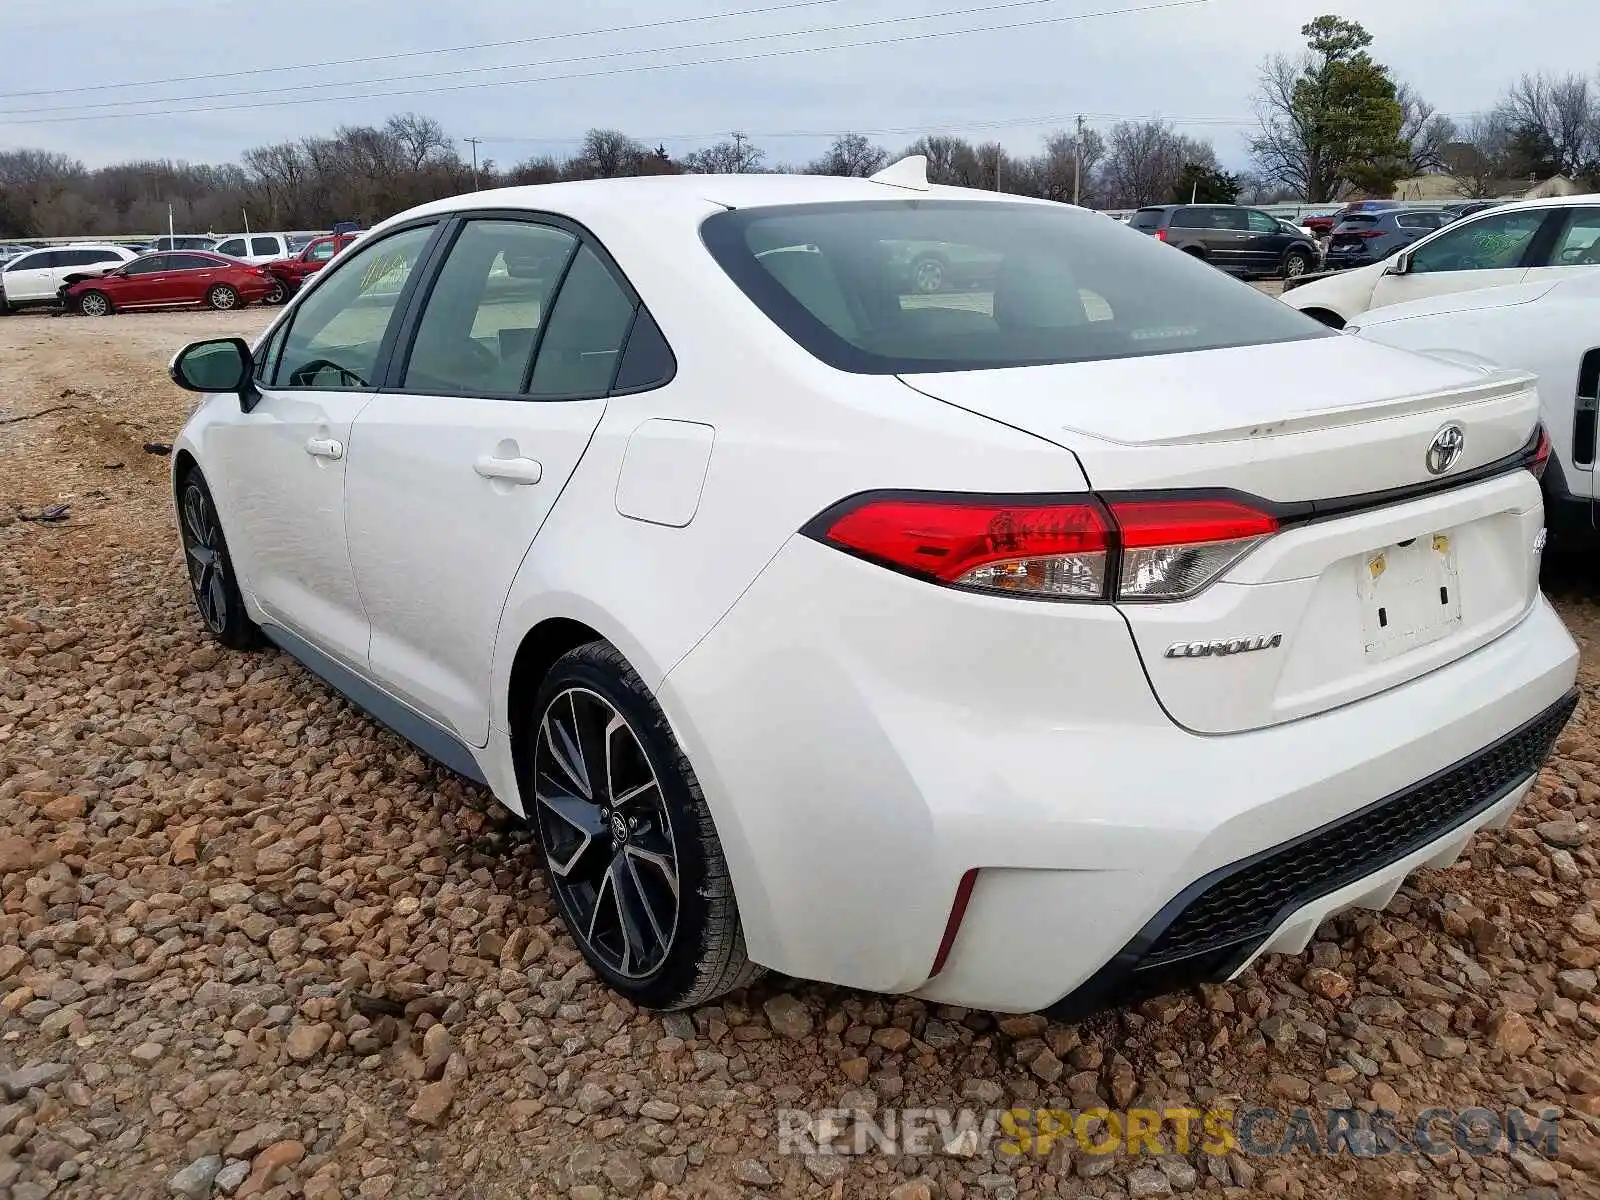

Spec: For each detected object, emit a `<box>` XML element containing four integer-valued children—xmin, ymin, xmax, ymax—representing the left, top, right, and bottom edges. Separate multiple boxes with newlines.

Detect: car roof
<box><xmin>391</xmin><ymin>171</ymin><xmax>1060</xmax><ymax>231</ymax></box>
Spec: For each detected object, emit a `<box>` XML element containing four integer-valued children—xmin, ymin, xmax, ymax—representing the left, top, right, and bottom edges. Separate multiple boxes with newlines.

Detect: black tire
<box><xmin>1282</xmin><ymin>248</ymin><xmax>1314</xmax><ymax>279</ymax></box>
<box><xmin>76</xmin><ymin>289</ymin><xmax>112</xmax><ymax>317</ymax></box>
<box><xmin>206</xmin><ymin>284</ymin><xmax>240</xmax><ymax>311</ymax></box>
<box><xmin>177</xmin><ymin>469</ymin><xmax>262</xmax><ymax>651</ymax></box>
<box><xmin>263</xmin><ymin>276</ymin><xmax>289</xmax><ymax>306</ymax></box>
<box><xmin>910</xmin><ymin>252</ymin><xmax>947</xmax><ymax>294</ymax></box>
<box><xmin>526</xmin><ymin>641</ymin><xmax>760</xmax><ymax>1010</ymax></box>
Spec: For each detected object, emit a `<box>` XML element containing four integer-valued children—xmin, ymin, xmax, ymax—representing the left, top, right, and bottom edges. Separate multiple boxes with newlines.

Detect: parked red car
<box><xmin>260</xmin><ymin>232</ymin><xmax>361</xmax><ymax>304</ymax></box>
<box><xmin>63</xmin><ymin>251</ymin><xmax>271</xmax><ymax>316</ymax></box>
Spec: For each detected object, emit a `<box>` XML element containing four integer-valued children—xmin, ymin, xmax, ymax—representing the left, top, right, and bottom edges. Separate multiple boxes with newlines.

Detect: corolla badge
<box><xmin>1165</xmin><ymin>634</ymin><xmax>1283</xmax><ymax>659</ymax></box>
<box><xmin>1426</xmin><ymin>423</ymin><xmax>1466</xmax><ymax>476</ymax></box>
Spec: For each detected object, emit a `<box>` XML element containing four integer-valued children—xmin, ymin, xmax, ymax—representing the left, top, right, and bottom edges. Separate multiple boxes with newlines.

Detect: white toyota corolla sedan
<box><xmin>165</xmin><ymin>159</ymin><xmax>1578</xmax><ymax>1015</ymax></box>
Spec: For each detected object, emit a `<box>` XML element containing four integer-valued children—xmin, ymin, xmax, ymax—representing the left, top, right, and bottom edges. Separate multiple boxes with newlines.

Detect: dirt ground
<box><xmin>6</xmin><ymin>303</ymin><xmax>1600</xmax><ymax>1200</ymax></box>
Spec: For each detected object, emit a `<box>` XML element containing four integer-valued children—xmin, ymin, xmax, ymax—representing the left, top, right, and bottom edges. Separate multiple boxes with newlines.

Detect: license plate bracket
<box><xmin>1358</xmin><ymin>533</ymin><xmax>1462</xmax><ymax>663</ymax></box>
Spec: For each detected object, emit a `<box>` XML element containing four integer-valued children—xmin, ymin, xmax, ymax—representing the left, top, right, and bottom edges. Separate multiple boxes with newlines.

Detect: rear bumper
<box><xmin>1047</xmin><ymin>687</ymin><xmax>1575</xmax><ymax>1018</ymax></box>
<box><xmin>661</xmin><ymin>535</ymin><xmax>1579</xmax><ymax>1012</ymax></box>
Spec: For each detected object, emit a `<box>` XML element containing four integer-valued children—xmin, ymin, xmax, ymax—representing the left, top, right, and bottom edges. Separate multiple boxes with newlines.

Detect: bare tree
<box><xmin>806</xmin><ymin>133</ymin><xmax>889</xmax><ymax>177</ymax></box>
<box><xmin>1396</xmin><ymin>83</ymin><xmax>1456</xmax><ymax>175</ymax></box>
<box><xmin>572</xmin><ymin>129</ymin><xmax>648</xmax><ymax>179</ymax></box>
<box><xmin>1440</xmin><ymin>113</ymin><xmax>1515</xmax><ymax>199</ymax></box>
<box><xmin>903</xmin><ymin>135</ymin><xmax>984</xmax><ymax>187</ymax></box>
<box><xmin>1099</xmin><ymin>120</ymin><xmax>1216</xmax><ymax>208</ymax></box>
<box><xmin>1022</xmin><ymin>128</ymin><xmax>1106</xmax><ymax>205</ymax></box>
<box><xmin>1498</xmin><ymin>72</ymin><xmax>1597</xmax><ymax>177</ymax></box>
<box><xmin>681</xmin><ymin>138</ymin><xmax>765</xmax><ymax>174</ymax></box>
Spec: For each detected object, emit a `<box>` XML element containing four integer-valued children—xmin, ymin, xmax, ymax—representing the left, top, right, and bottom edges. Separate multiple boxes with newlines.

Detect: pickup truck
<box><xmin>259</xmin><ymin>232</ymin><xmax>361</xmax><ymax>304</ymax></box>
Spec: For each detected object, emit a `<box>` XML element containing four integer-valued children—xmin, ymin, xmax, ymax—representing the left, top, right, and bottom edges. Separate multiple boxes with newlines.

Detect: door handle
<box><xmin>305</xmin><ymin>436</ymin><xmax>344</xmax><ymax>460</ymax></box>
<box><xmin>474</xmin><ymin>454</ymin><xmax>543</xmax><ymax>485</ymax></box>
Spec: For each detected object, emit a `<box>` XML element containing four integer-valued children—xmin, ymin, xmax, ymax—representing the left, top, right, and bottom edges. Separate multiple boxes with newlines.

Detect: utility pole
<box><xmin>731</xmin><ymin>131</ymin><xmax>748</xmax><ymax>173</ymax></box>
<box><xmin>465</xmin><ymin>137</ymin><xmax>483</xmax><ymax>191</ymax></box>
<box><xmin>1073</xmin><ymin>115</ymin><xmax>1085</xmax><ymax>206</ymax></box>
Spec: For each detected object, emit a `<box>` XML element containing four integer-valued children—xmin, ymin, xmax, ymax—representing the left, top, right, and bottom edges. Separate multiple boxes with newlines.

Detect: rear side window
<box><xmin>167</xmin><ymin>253</ymin><xmax>215</xmax><ymax>270</ymax></box>
<box><xmin>701</xmin><ymin>200</ymin><xmax>1328</xmax><ymax>374</ymax></box>
<box><xmin>1129</xmin><ymin>209</ymin><xmax>1164</xmax><ymax>232</ymax></box>
<box><xmin>401</xmin><ymin>219</ymin><xmax>577</xmax><ymax>395</ymax></box>
<box><xmin>1169</xmin><ymin>208</ymin><xmax>1206</xmax><ymax>229</ymax></box>
<box><xmin>527</xmin><ymin>245</ymin><xmax>637</xmax><ymax>397</ymax></box>
<box><xmin>59</xmin><ymin>249</ymin><xmax>121</xmax><ymax>267</ymax></box>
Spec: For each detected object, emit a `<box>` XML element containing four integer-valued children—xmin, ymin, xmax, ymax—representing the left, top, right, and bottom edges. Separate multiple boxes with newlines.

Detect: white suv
<box><xmin>1283</xmin><ymin>194</ymin><xmax>1600</xmax><ymax>328</ymax></box>
<box><xmin>0</xmin><ymin>243</ymin><xmax>137</xmax><ymax>311</ymax></box>
<box><xmin>212</xmin><ymin>234</ymin><xmax>293</xmax><ymax>264</ymax></box>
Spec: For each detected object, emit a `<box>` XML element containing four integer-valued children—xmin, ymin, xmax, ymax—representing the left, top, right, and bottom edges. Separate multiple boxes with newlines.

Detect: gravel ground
<box><xmin>6</xmin><ymin>305</ymin><xmax>1600</xmax><ymax>1200</ymax></box>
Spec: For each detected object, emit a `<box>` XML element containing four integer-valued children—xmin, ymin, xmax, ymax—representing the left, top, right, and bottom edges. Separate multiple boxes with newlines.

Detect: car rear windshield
<box><xmin>700</xmin><ymin>200</ymin><xmax>1328</xmax><ymax>374</ymax></box>
<box><xmin>1128</xmin><ymin>209</ymin><xmax>1164</xmax><ymax>231</ymax></box>
<box><xmin>1338</xmin><ymin>214</ymin><xmax>1382</xmax><ymax>225</ymax></box>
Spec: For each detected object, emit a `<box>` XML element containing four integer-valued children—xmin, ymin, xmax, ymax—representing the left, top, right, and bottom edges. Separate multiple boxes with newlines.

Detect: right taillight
<box><xmin>806</xmin><ymin>492</ymin><xmax>1278</xmax><ymax>603</ymax></box>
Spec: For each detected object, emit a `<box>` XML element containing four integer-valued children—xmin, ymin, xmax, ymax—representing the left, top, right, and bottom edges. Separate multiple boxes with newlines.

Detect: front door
<box><xmin>208</xmin><ymin>222</ymin><xmax>439</xmax><ymax>669</ymax></box>
<box><xmin>2</xmin><ymin>250</ymin><xmax>59</xmax><ymax>302</ymax></box>
<box><xmin>345</xmin><ymin>216</ymin><xmax>635</xmax><ymax>744</ymax></box>
<box><xmin>1242</xmin><ymin>209</ymin><xmax>1285</xmax><ymax>273</ymax></box>
<box><xmin>1369</xmin><ymin>206</ymin><xmax>1551</xmax><ymax>309</ymax></box>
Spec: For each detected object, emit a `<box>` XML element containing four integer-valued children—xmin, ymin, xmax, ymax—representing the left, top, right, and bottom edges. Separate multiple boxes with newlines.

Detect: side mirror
<box><xmin>1385</xmin><ymin>253</ymin><xmax>1411</xmax><ymax>276</ymax></box>
<box><xmin>169</xmin><ymin>337</ymin><xmax>257</xmax><ymax>411</ymax></box>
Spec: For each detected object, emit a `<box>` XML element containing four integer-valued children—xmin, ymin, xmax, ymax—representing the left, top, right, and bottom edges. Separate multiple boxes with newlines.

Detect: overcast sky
<box><xmin>1</xmin><ymin>0</ymin><xmax>1594</xmax><ymax>171</ymax></box>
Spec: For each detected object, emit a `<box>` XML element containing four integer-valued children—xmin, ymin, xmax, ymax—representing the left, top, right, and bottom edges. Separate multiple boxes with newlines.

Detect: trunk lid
<box><xmin>901</xmin><ymin>337</ymin><xmax>1546</xmax><ymax>734</ymax></box>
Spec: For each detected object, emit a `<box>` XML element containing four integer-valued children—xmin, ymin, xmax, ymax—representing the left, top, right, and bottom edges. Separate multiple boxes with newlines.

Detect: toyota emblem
<box><xmin>1425</xmin><ymin>424</ymin><xmax>1465</xmax><ymax>476</ymax></box>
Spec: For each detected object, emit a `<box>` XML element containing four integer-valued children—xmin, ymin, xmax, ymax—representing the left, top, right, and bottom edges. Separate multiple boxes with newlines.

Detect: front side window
<box><xmin>6</xmin><ymin>250</ymin><xmax>56</xmax><ymax>272</ymax></box>
<box><xmin>701</xmin><ymin>200</ymin><xmax>1328</xmax><ymax>374</ymax></box>
<box><xmin>402</xmin><ymin>220</ymin><xmax>576</xmax><ymax>395</ymax></box>
<box><xmin>272</xmin><ymin>223</ymin><xmax>435</xmax><ymax>389</ymax></box>
<box><xmin>1246</xmin><ymin>210</ymin><xmax>1279</xmax><ymax>233</ymax></box>
<box><xmin>1548</xmin><ymin>208</ymin><xmax>1600</xmax><ymax>266</ymax></box>
<box><xmin>216</xmin><ymin>239</ymin><xmax>247</xmax><ymax>257</ymax></box>
<box><xmin>1408</xmin><ymin>209</ymin><xmax>1546</xmax><ymax>274</ymax></box>
<box><xmin>121</xmin><ymin>255</ymin><xmax>170</xmax><ymax>276</ymax></box>
<box><xmin>307</xmin><ymin>241</ymin><xmax>336</xmax><ymax>262</ymax></box>
<box><xmin>251</xmin><ymin>237</ymin><xmax>280</xmax><ymax>257</ymax></box>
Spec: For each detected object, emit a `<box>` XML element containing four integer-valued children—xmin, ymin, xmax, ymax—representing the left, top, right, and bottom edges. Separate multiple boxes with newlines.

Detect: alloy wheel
<box><xmin>264</xmin><ymin>279</ymin><xmax>287</xmax><ymax>305</ymax></box>
<box><xmin>533</xmin><ymin>687</ymin><xmax>680</xmax><ymax>979</ymax></box>
<box><xmin>209</xmin><ymin>286</ymin><xmax>238</xmax><ymax>311</ymax></box>
<box><xmin>79</xmin><ymin>292</ymin><xmax>109</xmax><ymax>317</ymax></box>
<box><xmin>1285</xmin><ymin>253</ymin><xmax>1309</xmax><ymax>278</ymax></box>
<box><xmin>179</xmin><ymin>483</ymin><xmax>229</xmax><ymax>634</ymax></box>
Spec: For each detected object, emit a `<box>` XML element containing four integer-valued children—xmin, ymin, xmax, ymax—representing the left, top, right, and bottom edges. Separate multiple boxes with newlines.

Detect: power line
<box><xmin>0</xmin><ymin>0</ymin><xmax>1204</xmax><ymax>118</ymax></box>
<box><xmin>0</xmin><ymin>0</ymin><xmax>848</xmax><ymax>100</ymax></box>
<box><xmin>0</xmin><ymin>0</ymin><xmax>1211</xmax><ymax>126</ymax></box>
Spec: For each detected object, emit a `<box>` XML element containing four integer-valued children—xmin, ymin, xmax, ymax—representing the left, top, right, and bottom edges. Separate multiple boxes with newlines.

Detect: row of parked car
<box><xmin>0</xmin><ymin>231</ymin><xmax>363</xmax><ymax>316</ymax></box>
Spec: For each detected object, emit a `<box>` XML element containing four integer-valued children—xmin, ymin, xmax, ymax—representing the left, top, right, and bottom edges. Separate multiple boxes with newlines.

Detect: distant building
<box><xmin>1391</xmin><ymin>173</ymin><xmax>1586</xmax><ymax>203</ymax></box>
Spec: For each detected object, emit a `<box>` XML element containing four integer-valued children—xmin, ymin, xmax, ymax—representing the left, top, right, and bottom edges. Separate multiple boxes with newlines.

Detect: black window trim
<box><xmin>375</xmin><ymin>207</ymin><xmax>676</xmax><ymax>403</ymax></box>
<box><xmin>264</xmin><ymin>216</ymin><xmax>448</xmax><ymax>393</ymax></box>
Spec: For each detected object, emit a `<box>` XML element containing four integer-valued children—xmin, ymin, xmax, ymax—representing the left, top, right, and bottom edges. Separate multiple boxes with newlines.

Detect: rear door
<box><xmin>1369</xmin><ymin>207</ymin><xmax>1551</xmax><ymax>309</ymax></box>
<box><xmin>1521</xmin><ymin>205</ymin><xmax>1600</xmax><ymax>287</ymax></box>
<box><xmin>345</xmin><ymin>214</ymin><xmax>637</xmax><ymax>745</ymax></box>
<box><xmin>156</xmin><ymin>253</ymin><xmax>222</xmax><ymax>304</ymax></box>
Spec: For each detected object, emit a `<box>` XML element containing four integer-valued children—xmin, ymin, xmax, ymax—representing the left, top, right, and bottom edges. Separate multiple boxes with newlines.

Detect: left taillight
<box><xmin>1529</xmin><ymin>425</ymin><xmax>1552</xmax><ymax>479</ymax></box>
<box><xmin>805</xmin><ymin>492</ymin><xmax>1278</xmax><ymax>603</ymax></box>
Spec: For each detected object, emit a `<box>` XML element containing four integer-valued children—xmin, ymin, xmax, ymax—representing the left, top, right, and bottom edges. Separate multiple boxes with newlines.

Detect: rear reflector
<box><xmin>1529</xmin><ymin>425</ymin><xmax>1552</xmax><ymax>479</ymax></box>
<box><xmin>929</xmin><ymin>868</ymin><xmax>979</xmax><ymax>977</ymax></box>
<box><xmin>807</xmin><ymin>493</ymin><xmax>1277</xmax><ymax>602</ymax></box>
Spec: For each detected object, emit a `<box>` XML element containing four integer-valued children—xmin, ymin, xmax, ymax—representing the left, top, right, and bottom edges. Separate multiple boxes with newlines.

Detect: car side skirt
<box><xmin>259</xmin><ymin>622</ymin><xmax>489</xmax><ymax>786</ymax></box>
